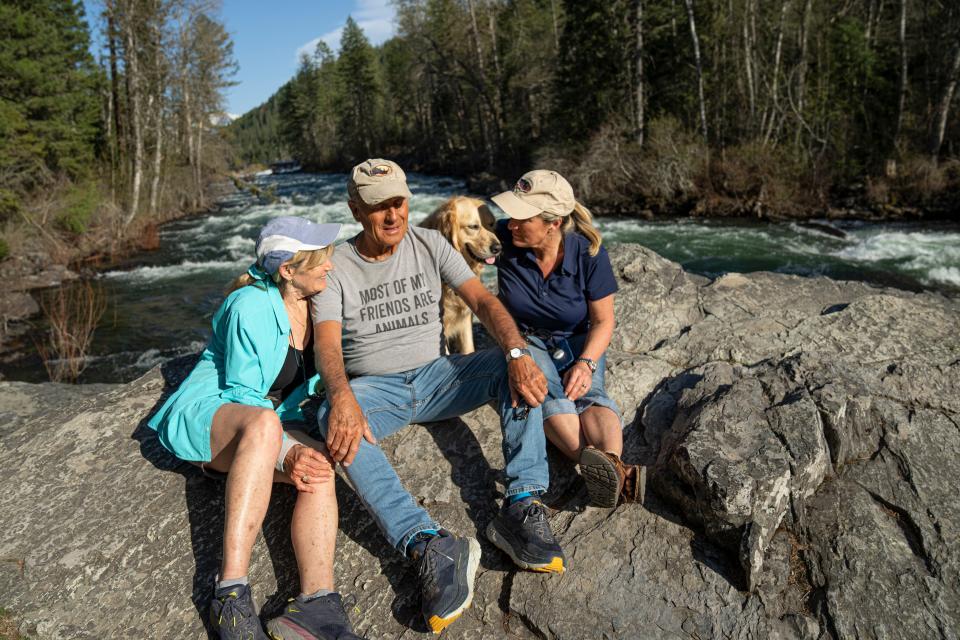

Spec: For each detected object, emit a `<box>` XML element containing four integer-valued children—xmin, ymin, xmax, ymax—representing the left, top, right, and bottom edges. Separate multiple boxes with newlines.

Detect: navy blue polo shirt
<box><xmin>495</xmin><ymin>219</ymin><xmax>618</xmax><ymax>338</ymax></box>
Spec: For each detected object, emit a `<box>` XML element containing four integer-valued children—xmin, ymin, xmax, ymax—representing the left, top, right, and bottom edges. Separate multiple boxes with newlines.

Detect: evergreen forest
<box><xmin>228</xmin><ymin>0</ymin><xmax>960</xmax><ymax>217</ymax></box>
<box><xmin>0</xmin><ymin>0</ymin><xmax>236</xmax><ymax>262</ymax></box>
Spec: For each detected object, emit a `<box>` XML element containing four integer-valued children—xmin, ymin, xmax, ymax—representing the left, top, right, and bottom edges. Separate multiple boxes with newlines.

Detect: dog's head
<box><xmin>421</xmin><ymin>196</ymin><xmax>502</xmax><ymax>271</ymax></box>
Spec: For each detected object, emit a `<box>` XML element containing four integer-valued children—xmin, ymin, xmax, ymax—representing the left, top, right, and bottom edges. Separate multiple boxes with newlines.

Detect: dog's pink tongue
<box><xmin>484</xmin><ymin>257</ymin><xmax>496</xmax><ymax>265</ymax></box>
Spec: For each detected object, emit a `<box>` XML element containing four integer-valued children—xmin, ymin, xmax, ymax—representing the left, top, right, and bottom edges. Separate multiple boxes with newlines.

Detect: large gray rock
<box><xmin>0</xmin><ymin>292</ymin><xmax>39</xmax><ymax>326</ymax></box>
<box><xmin>0</xmin><ymin>244</ymin><xmax>958</xmax><ymax>639</ymax></box>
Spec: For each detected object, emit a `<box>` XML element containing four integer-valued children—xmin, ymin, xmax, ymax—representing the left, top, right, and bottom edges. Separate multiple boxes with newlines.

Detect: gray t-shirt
<box><xmin>312</xmin><ymin>225</ymin><xmax>475</xmax><ymax>377</ymax></box>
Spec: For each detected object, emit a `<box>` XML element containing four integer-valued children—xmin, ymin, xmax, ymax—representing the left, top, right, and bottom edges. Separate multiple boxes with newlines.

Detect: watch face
<box><xmin>509</xmin><ymin>348</ymin><xmax>522</xmax><ymax>359</ymax></box>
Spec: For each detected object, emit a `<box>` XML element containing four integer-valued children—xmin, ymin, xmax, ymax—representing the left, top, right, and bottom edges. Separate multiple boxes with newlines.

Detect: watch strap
<box><xmin>575</xmin><ymin>357</ymin><xmax>598</xmax><ymax>372</ymax></box>
<box><xmin>506</xmin><ymin>347</ymin><xmax>532</xmax><ymax>361</ymax></box>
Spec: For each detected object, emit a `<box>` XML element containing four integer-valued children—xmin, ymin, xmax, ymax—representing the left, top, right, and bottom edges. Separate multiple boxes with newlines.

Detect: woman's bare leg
<box><xmin>544</xmin><ymin>413</ymin><xmax>586</xmax><ymax>460</ymax></box>
<box><xmin>207</xmin><ymin>404</ymin><xmax>283</xmax><ymax>581</ymax></box>
<box><xmin>283</xmin><ymin>431</ymin><xmax>338</xmax><ymax>594</ymax></box>
<box><xmin>579</xmin><ymin>406</ymin><xmax>623</xmax><ymax>457</ymax></box>
<box><xmin>291</xmin><ymin>482</ymin><xmax>338</xmax><ymax>593</ymax></box>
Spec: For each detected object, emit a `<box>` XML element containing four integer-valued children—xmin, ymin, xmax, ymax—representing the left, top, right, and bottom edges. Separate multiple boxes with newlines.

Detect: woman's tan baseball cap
<box><xmin>348</xmin><ymin>158</ymin><xmax>413</xmax><ymax>206</ymax></box>
<box><xmin>492</xmin><ymin>170</ymin><xmax>575</xmax><ymax>220</ymax></box>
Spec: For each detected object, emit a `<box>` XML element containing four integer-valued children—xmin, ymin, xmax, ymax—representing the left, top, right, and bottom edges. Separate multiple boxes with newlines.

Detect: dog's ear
<box><xmin>439</xmin><ymin>201</ymin><xmax>460</xmax><ymax>251</ymax></box>
<box><xmin>478</xmin><ymin>203</ymin><xmax>495</xmax><ymax>229</ymax></box>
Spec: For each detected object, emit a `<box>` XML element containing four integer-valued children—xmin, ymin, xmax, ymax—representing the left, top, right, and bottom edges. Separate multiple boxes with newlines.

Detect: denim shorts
<box><xmin>526</xmin><ymin>335</ymin><xmax>623</xmax><ymax>428</ymax></box>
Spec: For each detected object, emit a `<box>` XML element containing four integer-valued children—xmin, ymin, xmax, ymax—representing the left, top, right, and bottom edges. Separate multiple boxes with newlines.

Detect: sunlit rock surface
<box><xmin>1</xmin><ymin>245</ymin><xmax>958</xmax><ymax>639</ymax></box>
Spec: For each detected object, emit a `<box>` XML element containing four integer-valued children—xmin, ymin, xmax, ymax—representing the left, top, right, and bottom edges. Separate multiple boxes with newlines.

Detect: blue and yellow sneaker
<box><xmin>210</xmin><ymin>583</ymin><xmax>269</xmax><ymax>640</ymax></box>
<box><xmin>266</xmin><ymin>592</ymin><xmax>363</xmax><ymax>639</ymax></box>
<box><xmin>485</xmin><ymin>496</ymin><xmax>566</xmax><ymax>573</ymax></box>
<box><xmin>415</xmin><ymin>530</ymin><xmax>481</xmax><ymax>633</ymax></box>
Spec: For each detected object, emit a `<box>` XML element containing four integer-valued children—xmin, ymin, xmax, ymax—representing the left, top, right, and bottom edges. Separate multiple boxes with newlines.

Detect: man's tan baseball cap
<box><xmin>347</xmin><ymin>158</ymin><xmax>413</xmax><ymax>206</ymax></box>
<box><xmin>491</xmin><ymin>170</ymin><xmax>575</xmax><ymax>220</ymax></box>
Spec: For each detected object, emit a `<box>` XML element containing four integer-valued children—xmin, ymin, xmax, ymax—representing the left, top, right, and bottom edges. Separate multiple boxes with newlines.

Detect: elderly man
<box><xmin>310</xmin><ymin>159</ymin><xmax>565</xmax><ymax>634</ymax></box>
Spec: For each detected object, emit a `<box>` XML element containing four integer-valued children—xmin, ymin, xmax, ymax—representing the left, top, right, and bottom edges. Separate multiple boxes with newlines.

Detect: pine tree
<box><xmin>336</xmin><ymin>17</ymin><xmax>382</xmax><ymax>160</ymax></box>
<box><xmin>0</xmin><ymin>0</ymin><xmax>100</xmax><ymax>217</ymax></box>
<box><xmin>552</xmin><ymin>0</ymin><xmax>632</xmax><ymax>145</ymax></box>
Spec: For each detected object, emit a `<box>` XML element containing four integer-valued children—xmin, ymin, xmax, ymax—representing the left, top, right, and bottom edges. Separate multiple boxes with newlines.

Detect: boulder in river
<box><xmin>0</xmin><ymin>245</ymin><xmax>958</xmax><ymax>639</ymax></box>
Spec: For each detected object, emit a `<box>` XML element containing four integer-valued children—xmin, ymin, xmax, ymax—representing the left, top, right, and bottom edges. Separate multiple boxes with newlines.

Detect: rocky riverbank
<box><xmin>0</xmin><ymin>244</ymin><xmax>957</xmax><ymax>639</ymax></box>
<box><xmin>0</xmin><ymin>181</ymin><xmax>239</xmax><ymax>367</ymax></box>
<box><xmin>0</xmin><ymin>254</ymin><xmax>79</xmax><ymax>362</ymax></box>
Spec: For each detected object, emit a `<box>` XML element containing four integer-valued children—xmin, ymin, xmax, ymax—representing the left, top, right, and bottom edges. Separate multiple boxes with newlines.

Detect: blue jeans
<box><xmin>526</xmin><ymin>336</ymin><xmax>623</xmax><ymax>426</ymax></box>
<box><xmin>313</xmin><ymin>348</ymin><xmax>549</xmax><ymax>556</ymax></box>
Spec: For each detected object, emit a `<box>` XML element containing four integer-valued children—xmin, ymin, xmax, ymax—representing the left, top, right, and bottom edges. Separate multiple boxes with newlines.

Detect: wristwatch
<box><xmin>575</xmin><ymin>357</ymin><xmax>598</xmax><ymax>372</ymax></box>
<box><xmin>506</xmin><ymin>347</ymin><xmax>532</xmax><ymax>362</ymax></box>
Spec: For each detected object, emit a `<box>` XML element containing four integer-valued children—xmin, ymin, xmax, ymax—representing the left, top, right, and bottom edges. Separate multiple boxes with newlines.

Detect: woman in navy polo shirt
<box><xmin>491</xmin><ymin>170</ymin><xmax>645</xmax><ymax>508</ymax></box>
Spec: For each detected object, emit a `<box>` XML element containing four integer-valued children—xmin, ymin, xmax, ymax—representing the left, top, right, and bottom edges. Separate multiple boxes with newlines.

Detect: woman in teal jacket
<box><xmin>148</xmin><ymin>216</ymin><xmax>361</xmax><ymax>640</ymax></box>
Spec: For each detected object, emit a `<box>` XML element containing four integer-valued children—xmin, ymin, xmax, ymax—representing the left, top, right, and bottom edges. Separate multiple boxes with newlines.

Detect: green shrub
<box><xmin>895</xmin><ymin>157</ymin><xmax>946</xmax><ymax>203</ymax></box>
<box><xmin>534</xmin><ymin>116</ymin><xmax>707</xmax><ymax>213</ymax></box>
<box><xmin>938</xmin><ymin>158</ymin><xmax>960</xmax><ymax>190</ymax></box>
<box><xmin>56</xmin><ymin>180</ymin><xmax>99</xmax><ymax>234</ymax></box>
<box><xmin>635</xmin><ymin>117</ymin><xmax>706</xmax><ymax>206</ymax></box>
<box><xmin>703</xmin><ymin>141</ymin><xmax>822</xmax><ymax>216</ymax></box>
<box><xmin>0</xmin><ymin>188</ymin><xmax>20</xmax><ymax>222</ymax></box>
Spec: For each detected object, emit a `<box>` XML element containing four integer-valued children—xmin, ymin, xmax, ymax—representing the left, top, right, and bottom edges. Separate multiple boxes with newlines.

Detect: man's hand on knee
<box><xmin>326</xmin><ymin>395</ymin><xmax>377</xmax><ymax>466</ymax></box>
<box><xmin>282</xmin><ymin>444</ymin><xmax>334</xmax><ymax>493</ymax></box>
<box><xmin>508</xmin><ymin>357</ymin><xmax>548</xmax><ymax>408</ymax></box>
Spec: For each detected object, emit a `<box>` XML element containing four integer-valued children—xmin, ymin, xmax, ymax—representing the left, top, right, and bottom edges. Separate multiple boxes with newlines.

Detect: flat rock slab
<box><xmin>0</xmin><ymin>245</ymin><xmax>958</xmax><ymax>639</ymax></box>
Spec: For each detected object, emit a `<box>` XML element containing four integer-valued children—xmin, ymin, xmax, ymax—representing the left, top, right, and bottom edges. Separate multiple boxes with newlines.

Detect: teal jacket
<box><xmin>147</xmin><ymin>265</ymin><xmax>322</xmax><ymax>462</ymax></box>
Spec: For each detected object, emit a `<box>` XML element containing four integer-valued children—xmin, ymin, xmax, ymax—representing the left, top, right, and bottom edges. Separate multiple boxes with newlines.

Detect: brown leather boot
<box><xmin>578</xmin><ymin>447</ymin><xmax>647</xmax><ymax>508</ymax></box>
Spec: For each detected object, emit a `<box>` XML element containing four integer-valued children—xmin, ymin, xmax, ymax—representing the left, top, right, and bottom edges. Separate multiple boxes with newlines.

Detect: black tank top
<box><xmin>267</xmin><ymin>337</ymin><xmax>316</xmax><ymax>406</ymax></box>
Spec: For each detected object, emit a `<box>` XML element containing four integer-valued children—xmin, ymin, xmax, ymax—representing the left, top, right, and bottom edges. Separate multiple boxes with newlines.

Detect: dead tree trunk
<box><xmin>183</xmin><ymin>83</ymin><xmax>196</xmax><ymax>206</ymax></box>
<box><xmin>763</xmin><ymin>0</ymin><xmax>790</xmax><ymax>144</ymax></box>
<box><xmin>466</xmin><ymin>0</ymin><xmax>495</xmax><ymax>170</ymax></box>
<box><xmin>635</xmin><ymin>0</ymin><xmax>645</xmax><ymax>147</ymax></box>
<box><xmin>122</xmin><ymin>3</ymin><xmax>144</xmax><ymax>230</ymax></box>
<box><xmin>148</xmin><ymin>96</ymin><xmax>164</xmax><ymax>215</ymax></box>
<box><xmin>107</xmin><ymin>6</ymin><xmax>123</xmax><ymax>200</ymax></box>
<box><xmin>550</xmin><ymin>0</ymin><xmax>560</xmax><ymax>51</ymax></box>
<box><xmin>684</xmin><ymin>0</ymin><xmax>709</xmax><ymax>140</ymax></box>
<box><xmin>893</xmin><ymin>0</ymin><xmax>908</xmax><ymax>150</ymax></box>
<box><xmin>487</xmin><ymin>10</ymin><xmax>506</xmax><ymax>155</ymax></box>
<box><xmin>148</xmin><ymin>17</ymin><xmax>164</xmax><ymax>216</ymax></box>
<box><xmin>743</xmin><ymin>0</ymin><xmax>756</xmax><ymax>128</ymax></box>
<box><xmin>795</xmin><ymin>0</ymin><xmax>813</xmax><ymax>147</ymax></box>
<box><xmin>195</xmin><ymin>123</ymin><xmax>204</xmax><ymax>209</ymax></box>
<box><xmin>930</xmin><ymin>42</ymin><xmax>960</xmax><ymax>161</ymax></box>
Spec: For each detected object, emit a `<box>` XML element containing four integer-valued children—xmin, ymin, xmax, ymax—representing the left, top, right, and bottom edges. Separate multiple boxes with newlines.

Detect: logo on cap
<box><xmin>515</xmin><ymin>178</ymin><xmax>532</xmax><ymax>194</ymax></box>
<box><xmin>370</xmin><ymin>164</ymin><xmax>393</xmax><ymax>177</ymax></box>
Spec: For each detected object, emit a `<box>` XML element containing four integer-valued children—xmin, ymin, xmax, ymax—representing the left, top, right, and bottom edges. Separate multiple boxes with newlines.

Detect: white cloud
<box><xmin>295</xmin><ymin>0</ymin><xmax>396</xmax><ymax>62</ymax></box>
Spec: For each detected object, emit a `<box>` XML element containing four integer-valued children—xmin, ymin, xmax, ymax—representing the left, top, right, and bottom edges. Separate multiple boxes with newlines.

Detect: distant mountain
<box><xmin>209</xmin><ymin>112</ymin><xmax>239</xmax><ymax>127</ymax></box>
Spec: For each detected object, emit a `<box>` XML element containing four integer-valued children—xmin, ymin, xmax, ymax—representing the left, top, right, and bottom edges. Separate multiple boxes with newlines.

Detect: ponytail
<box><xmin>560</xmin><ymin>201</ymin><xmax>602</xmax><ymax>256</ymax></box>
<box><xmin>226</xmin><ymin>272</ymin><xmax>265</xmax><ymax>294</ymax></box>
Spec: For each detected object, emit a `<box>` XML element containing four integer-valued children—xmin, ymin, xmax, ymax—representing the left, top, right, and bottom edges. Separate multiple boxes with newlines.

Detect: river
<box><xmin>3</xmin><ymin>171</ymin><xmax>958</xmax><ymax>383</ymax></box>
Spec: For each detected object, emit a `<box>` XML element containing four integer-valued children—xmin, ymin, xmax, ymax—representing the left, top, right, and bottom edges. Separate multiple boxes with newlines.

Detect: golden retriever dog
<box><xmin>420</xmin><ymin>196</ymin><xmax>501</xmax><ymax>354</ymax></box>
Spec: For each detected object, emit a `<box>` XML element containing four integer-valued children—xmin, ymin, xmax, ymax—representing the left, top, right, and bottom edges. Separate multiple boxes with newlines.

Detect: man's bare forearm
<box><xmin>314</xmin><ymin>321</ymin><xmax>353</xmax><ymax>401</ymax></box>
<box><xmin>474</xmin><ymin>294</ymin><xmax>526</xmax><ymax>352</ymax></box>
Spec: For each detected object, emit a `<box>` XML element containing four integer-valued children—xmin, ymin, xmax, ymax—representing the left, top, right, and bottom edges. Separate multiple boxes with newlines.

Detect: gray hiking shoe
<box><xmin>415</xmin><ymin>530</ymin><xmax>481</xmax><ymax>634</ymax></box>
<box><xmin>266</xmin><ymin>592</ymin><xmax>363</xmax><ymax>639</ymax></box>
<box><xmin>210</xmin><ymin>583</ymin><xmax>269</xmax><ymax>640</ymax></box>
<box><xmin>485</xmin><ymin>496</ymin><xmax>566</xmax><ymax>573</ymax></box>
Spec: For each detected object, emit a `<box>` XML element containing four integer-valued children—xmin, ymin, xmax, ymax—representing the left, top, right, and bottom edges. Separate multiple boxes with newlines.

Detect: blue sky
<box><xmin>81</xmin><ymin>0</ymin><xmax>397</xmax><ymax>117</ymax></box>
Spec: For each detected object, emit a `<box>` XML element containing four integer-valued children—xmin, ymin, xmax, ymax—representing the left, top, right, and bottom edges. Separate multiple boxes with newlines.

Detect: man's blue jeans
<box><xmin>313</xmin><ymin>347</ymin><xmax>549</xmax><ymax>557</ymax></box>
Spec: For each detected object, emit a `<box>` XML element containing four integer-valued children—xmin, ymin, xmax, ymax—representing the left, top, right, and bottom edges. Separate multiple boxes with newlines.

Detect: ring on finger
<box><xmin>301</xmin><ymin>474</ymin><xmax>309</xmax><ymax>483</ymax></box>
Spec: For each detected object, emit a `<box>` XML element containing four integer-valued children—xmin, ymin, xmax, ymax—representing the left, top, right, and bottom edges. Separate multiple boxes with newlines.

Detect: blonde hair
<box><xmin>226</xmin><ymin>245</ymin><xmax>335</xmax><ymax>294</ymax></box>
<box><xmin>541</xmin><ymin>201</ymin><xmax>603</xmax><ymax>256</ymax></box>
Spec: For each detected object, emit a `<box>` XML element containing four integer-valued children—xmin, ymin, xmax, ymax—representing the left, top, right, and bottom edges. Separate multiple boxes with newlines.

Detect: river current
<box><xmin>4</xmin><ymin>171</ymin><xmax>959</xmax><ymax>383</ymax></box>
